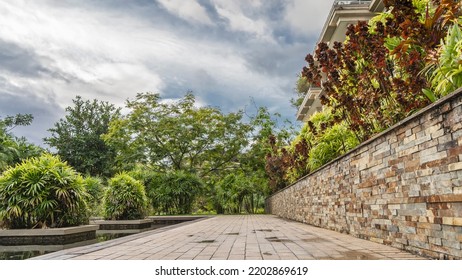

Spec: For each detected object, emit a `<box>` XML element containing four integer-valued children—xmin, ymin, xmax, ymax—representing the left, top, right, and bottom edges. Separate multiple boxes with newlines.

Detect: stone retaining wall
<box><xmin>266</xmin><ymin>88</ymin><xmax>462</xmax><ymax>259</ymax></box>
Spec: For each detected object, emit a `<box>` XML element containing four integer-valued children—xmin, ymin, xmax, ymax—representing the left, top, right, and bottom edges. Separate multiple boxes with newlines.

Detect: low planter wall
<box><xmin>266</xmin><ymin>88</ymin><xmax>462</xmax><ymax>260</ymax></box>
<box><xmin>147</xmin><ymin>216</ymin><xmax>207</xmax><ymax>226</ymax></box>
<box><xmin>91</xmin><ymin>219</ymin><xmax>152</xmax><ymax>230</ymax></box>
<box><xmin>0</xmin><ymin>225</ymin><xmax>98</xmax><ymax>246</ymax></box>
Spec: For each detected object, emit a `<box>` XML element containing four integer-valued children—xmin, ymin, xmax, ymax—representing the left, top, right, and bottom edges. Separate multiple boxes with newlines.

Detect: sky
<box><xmin>0</xmin><ymin>0</ymin><xmax>335</xmax><ymax>146</ymax></box>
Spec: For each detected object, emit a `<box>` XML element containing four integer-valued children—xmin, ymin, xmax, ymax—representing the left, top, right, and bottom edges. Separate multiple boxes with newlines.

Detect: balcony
<box><xmin>319</xmin><ymin>0</ymin><xmax>375</xmax><ymax>47</ymax></box>
<box><xmin>296</xmin><ymin>87</ymin><xmax>323</xmax><ymax>121</ymax></box>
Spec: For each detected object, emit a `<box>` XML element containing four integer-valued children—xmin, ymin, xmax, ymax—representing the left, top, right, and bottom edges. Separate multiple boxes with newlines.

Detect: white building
<box><xmin>296</xmin><ymin>0</ymin><xmax>385</xmax><ymax>122</ymax></box>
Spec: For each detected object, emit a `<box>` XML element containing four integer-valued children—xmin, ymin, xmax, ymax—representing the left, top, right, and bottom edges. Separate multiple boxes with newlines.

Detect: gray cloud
<box><xmin>242</xmin><ymin>43</ymin><xmax>309</xmax><ymax>77</ymax></box>
<box><xmin>0</xmin><ymin>78</ymin><xmax>63</xmax><ymax>146</ymax></box>
<box><xmin>0</xmin><ymin>39</ymin><xmax>52</xmax><ymax>77</ymax></box>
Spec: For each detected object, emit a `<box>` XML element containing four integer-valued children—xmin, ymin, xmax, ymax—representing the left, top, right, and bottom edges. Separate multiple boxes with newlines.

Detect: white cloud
<box><xmin>157</xmin><ymin>0</ymin><xmax>213</xmax><ymax>25</ymax></box>
<box><xmin>211</xmin><ymin>0</ymin><xmax>271</xmax><ymax>41</ymax></box>
<box><xmin>284</xmin><ymin>0</ymin><xmax>335</xmax><ymax>37</ymax></box>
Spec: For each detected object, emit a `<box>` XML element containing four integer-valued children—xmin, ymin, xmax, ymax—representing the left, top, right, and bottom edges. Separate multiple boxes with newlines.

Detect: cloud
<box><xmin>0</xmin><ymin>39</ymin><xmax>53</xmax><ymax>78</ymax></box>
<box><xmin>0</xmin><ymin>1</ymin><xmax>170</xmax><ymax>103</ymax></box>
<box><xmin>156</xmin><ymin>0</ymin><xmax>213</xmax><ymax>25</ymax></box>
<box><xmin>211</xmin><ymin>0</ymin><xmax>271</xmax><ymax>40</ymax></box>
<box><xmin>284</xmin><ymin>0</ymin><xmax>335</xmax><ymax>37</ymax></box>
<box><xmin>0</xmin><ymin>77</ymin><xmax>63</xmax><ymax>145</ymax></box>
<box><xmin>0</xmin><ymin>0</ymin><xmax>332</xmax><ymax>147</ymax></box>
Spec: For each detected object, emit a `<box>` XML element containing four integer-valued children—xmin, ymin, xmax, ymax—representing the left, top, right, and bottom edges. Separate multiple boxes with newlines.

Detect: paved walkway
<box><xmin>33</xmin><ymin>215</ymin><xmax>426</xmax><ymax>260</ymax></box>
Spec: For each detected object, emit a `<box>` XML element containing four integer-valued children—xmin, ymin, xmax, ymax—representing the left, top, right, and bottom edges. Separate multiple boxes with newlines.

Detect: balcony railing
<box><xmin>334</xmin><ymin>0</ymin><xmax>372</xmax><ymax>5</ymax></box>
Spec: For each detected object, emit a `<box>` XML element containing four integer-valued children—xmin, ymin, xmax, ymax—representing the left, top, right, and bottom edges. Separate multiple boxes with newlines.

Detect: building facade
<box><xmin>296</xmin><ymin>0</ymin><xmax>385</xmax><ymax>121</ymax></box>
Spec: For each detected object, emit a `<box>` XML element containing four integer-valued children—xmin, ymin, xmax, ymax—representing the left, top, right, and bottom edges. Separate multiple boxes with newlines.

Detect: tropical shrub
<box><xmin>83</xmin><ymin>176</ymin><xmax>105</xmax><ymax>216</ymax></box>
<box><xmin>308</xmin><ymin>123</ymin><xmax>359</xmax><ymax>170</ymax></box>
<box><xmin>147</xmin><ymin>171</ymin><xmax>203</xmax><ymax>215</ymax></box>
<box><xmin>103</xmin><ymin>173</ymin><xmax>147</xmax><ymax>220</ymax></box>
<box><xmin>284</xmin><ymin>134</ymin><xmax>311</xmax><ymax>184</ymax></box>
<box><xmin>0</xmin><ymin>154</ymin><xmax>89</xmax><ymax>229</ymax></box>
<box><xmin>265</xmin><ymin>108</ymin><xmax>359</xmax><ymax>190</ymax></box>
<box><xmin>424</xmin><ymin>23</ymin><xmax>462</xmax><ymax>99</ymax></box>
<box><xmin>271</xmin><ymin>1</ymin><xmax>462</xmax><ymax>191</ymax></box>
<box><xmin>214</xmin><ymin>173</ymin><xmax>265</xmax><ymax>214</ymax></box>
<box><xmin>265</xmin><ymin>135</ymin><xmax>292</xmax><ymax>192</ymax></box>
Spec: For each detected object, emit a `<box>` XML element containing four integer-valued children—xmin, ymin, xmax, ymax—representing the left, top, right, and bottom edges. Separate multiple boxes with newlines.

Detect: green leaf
<box><xmin>422</xmin><ymin>88</ymin><xmax>438</xmax><ymax>102</ymax></box>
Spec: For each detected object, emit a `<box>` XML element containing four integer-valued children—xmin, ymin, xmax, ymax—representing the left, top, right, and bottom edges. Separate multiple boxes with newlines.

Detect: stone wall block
<box><xmin>442</xmin><ymin>239</ymin><xmax>461</xmax><ymax>250</ymax></box>
<box><xmin>448</xmin><ymin>162</ymin><xmax>462</xmax><ymax>172</ymax></box>
<box><xmin>420</xmin><ymin>151</ymin><xmax>448</xmax><ymax>165</ymax></box>
<box><xmin>429</xmin><ymin>237</ymin><xmax>442</xmax><ymax>246</ymax></box>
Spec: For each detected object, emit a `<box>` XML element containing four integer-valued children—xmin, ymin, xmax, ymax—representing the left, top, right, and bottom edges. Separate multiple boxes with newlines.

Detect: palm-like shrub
<box><xmin>0</xmin><ymin>154</ymin><xmax>89</xmax><ymax>229</ymax></box>
<box><xmin>103</xmin><ymin>173</ymin><xmax>147</xmax><ymax>220</ymax></box>
<box><xmin>424</xmin><ymin>23</ymin><xmax>462</xmax><ymax>100</ymax></box>
<box><xmin>83</xmin><ymin>176</ymin><xmax>105</xmax><ymax>216</ymax></box>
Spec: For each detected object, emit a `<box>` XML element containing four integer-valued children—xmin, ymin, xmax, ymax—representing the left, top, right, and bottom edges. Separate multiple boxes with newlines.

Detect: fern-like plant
<box><xmin>103</xmin><ymin>173</ymin><xmax>147</xmax><ymax>220</ymax></box>
<box><xmin>0</xmin><ymin>154</ymin><xmax>89</xmax><ymax>229</ymax></box>
<box><xmin>426</xmin><ymin>23</ymin><xmax>462</xmax><ymax>97</ymax></box>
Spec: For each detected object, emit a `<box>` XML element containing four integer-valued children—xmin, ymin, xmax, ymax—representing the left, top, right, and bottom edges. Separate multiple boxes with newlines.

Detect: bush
<box><xmin>83</xmin><ymin>176</ymin><xmax>105</xmax><ymax>216</ymax></box>
<box><xmin>308</xmin><ymin>123</ymin><xmax>359</xmax><ymax>170</ymax></box>
<box><xmin>146</xmin><ymin>170</ymin><xmax>203</xmax><ymax>215</ymax></box>
<box><xmin>103</xmin><ymin>173</ymin><xmax>147</xmax><ymax>220</ymax></box>
<box><xmin>0</xmin><ymin>154</ymin><xmax>89</xmax><ymax>229</ymax></box>
<box><xmin>424</xmin><ymin>24</ymin><xmax>462</xmax><ymax>99</ymax></box>
<box><xmin>214</xmin><ymin>173</ymin><xmax>265</xmax><ymax>214</ymax></box>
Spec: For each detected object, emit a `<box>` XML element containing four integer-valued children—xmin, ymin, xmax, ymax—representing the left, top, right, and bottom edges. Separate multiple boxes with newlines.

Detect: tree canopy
<box><xmin>44</xmin><ymin>96</ymin><xmax>121</xmax><ymax>177</ymax></box>
<box><xmin>103</xmin><ymin>92</ymin><xmax>252</xmax><ymax>177</ymax></box>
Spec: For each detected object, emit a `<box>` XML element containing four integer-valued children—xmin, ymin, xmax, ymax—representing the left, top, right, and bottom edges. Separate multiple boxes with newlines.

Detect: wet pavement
<box><xmin>32</xmin><ymin>215</ymin><xmax>426</xmax><ymax>260</ymax></box>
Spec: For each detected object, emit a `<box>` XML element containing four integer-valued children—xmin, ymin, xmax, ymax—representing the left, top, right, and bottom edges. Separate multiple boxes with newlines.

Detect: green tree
<box><xmin>1</xmin><ymin>113</ymin><xmax>33</xmax><ymax>131</ymax></box>
<box><xmin>291</xmin><ymin>74</ymin><xmax>310</xmax><ymax>108</ymax></box>
<box><xmin>0</xmin><ymin>130</ymin><xmax>17</xmax><ymax>172</ymax></box>
<box><xmin>103</xmin><ymin>92</ymin><xmax>251</xmax><ymax>177</ymax></box>
<box><xmin>1</xmin><ymin>114</ymin><xmax>42</xmax><ymax>172</ymax></box>
<box><xmin>45</xmin><ymin>96</ymin><xmax>121</xmax><ymax>177</ymax></box>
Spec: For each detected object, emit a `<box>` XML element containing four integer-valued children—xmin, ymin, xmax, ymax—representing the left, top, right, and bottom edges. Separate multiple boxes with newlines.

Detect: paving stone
<box><xmin>31</xmin><ymin>215</ymin><xmax>426</xmax><ymax>260</ymax></box>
